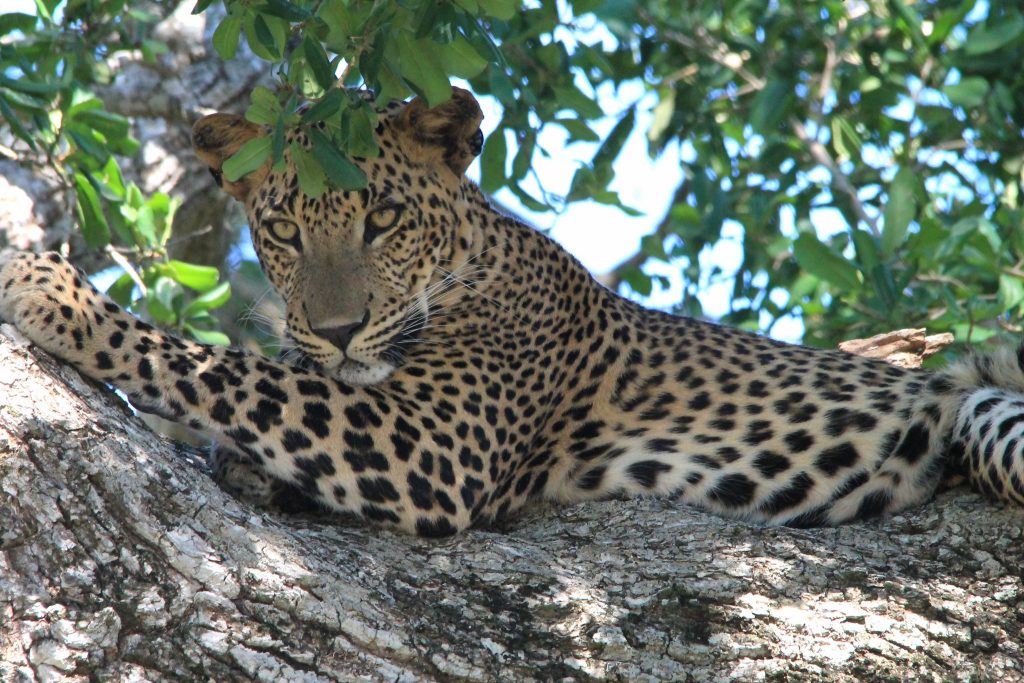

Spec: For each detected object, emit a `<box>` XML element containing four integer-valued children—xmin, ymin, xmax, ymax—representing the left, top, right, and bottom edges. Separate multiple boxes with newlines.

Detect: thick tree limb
<box><xmin>1</xmin><ymin>328</ymin><xmax>1023</xmax><ymax>681</ymax></box>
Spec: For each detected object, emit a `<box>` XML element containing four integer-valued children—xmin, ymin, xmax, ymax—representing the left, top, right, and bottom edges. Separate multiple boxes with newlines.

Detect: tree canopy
<box><xmin>1</xmin><ymin>0</ymin><xmax>1021</xmax><ymax>356</ymax></box>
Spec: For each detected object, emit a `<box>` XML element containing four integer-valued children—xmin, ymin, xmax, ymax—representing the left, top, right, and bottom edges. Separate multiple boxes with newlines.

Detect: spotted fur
<box><xmin>2</xmin><ymin>88</ymin><xmax>1022</xmax><ymax>536</ymax></box>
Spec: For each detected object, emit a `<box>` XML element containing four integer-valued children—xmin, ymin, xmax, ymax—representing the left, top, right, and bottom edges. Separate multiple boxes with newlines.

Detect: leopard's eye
<box><xmin>266</xmin><ymin>219</ymin><xmax>302</xmax><ymax>249</ymax></box>
<box><xmin>364</xmin><ymin>204</ymin><xmax>404</xmax><ymax>244</ymax></box>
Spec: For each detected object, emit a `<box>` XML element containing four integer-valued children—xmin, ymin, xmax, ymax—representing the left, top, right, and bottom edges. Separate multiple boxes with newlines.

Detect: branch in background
<box><xmin>647</xmin><ymin>10</ymin><xmax>882</xmax><ymax>239</ymax></box>
<box><xmin>788</xmin><ymin>116</ymin><xmax>881</xmax><ymax>238</ymax></box>
<box><xmin>839</xmin><ymin>327</ymin><xmax>954</xmax><ymax>368</ymax></box>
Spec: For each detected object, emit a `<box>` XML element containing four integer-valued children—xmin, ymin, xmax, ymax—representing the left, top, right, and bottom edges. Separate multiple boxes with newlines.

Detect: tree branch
<box><xmin>2</xmin><ymin>327</ymin><xmax>1022</xmax><ymax>680</ymax></box>
<box><xmin>648</xmin><ymin>12</ymin><xmax>882</xmax><ymax>239</ymax></box>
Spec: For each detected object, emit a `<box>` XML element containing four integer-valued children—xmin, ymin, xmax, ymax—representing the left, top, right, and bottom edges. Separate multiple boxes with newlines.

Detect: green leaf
<box><xmin>556</xmin><ymin>117</ymin><xmax>599</xmax><ymax>143</ymax></box>
<box><xmin>392</xmin><ymin>36</ymin><xmax>452</xmax><ymax>107</ymax></box>
<box><xmin>881</xmin><ymin>167</ymin><xmax>917</xmax><ymax>255</ymax></box>
<box><xmin>998</xmin><ymin>274</ymin><xmax>1024</xmax><ymax>312</ymax></box>
<box><xmin>222</xmin><ymin>135</ymin><xmax>271</xmax><ymax>182</ymax></box>
<box><xmin>308</xmin><ymin>128</ymin><xmax>368</xmax><ymax>189</ymax></box>
<box><xmin>830</xmin><ymin>117</ymin><xmax>862</xmax><ymax>161</ymax></box>
<box><xmin>259</xmin><ymin>0</ymin><xmax>310</xmax><ymax>22</ymax></box>
<box><xmin>184</xmin><ymin>326</ymin><xmax>231</xmax><ymax>346</ymax></box>
<box><xmin>478</xmin><ymin>0</ymin><xmax>516</xmax><ymax>20</ymax></box>
<box><xmin>437</xmin><ymin>36</ymin><xmax>488</xmax><ymax>79</ymax></box>
<box><xmin>302</xmin><ymin>87</ymin><xmax>344</xmax><ymax>123</ymax></box>
<box><xmin>870</xmin><ymin>264</ymin><xmax>898</xmax><ymax>309</ymax></box>
<box><xmin>66</xmin><ymin>127</ymin><xmax>104</xmax><ymax>159</ymax></box>
<box><xmin>0</xmin><ymin>13</ymin><xmax>35</xmax><ymax>36</ymax></box>
<box><xmin>291</xmin><ymin>141</ymin><xmax>327</xmax><ymax>197</ymax></box>
<box><xmin>592</xmin><ymin>106</ymin><xmax>635</xmax><ymax>169</ymax></box>
<box><xmin>551</xmin><ymin>84</ymin><xmax>603</xmax><ymax>119</ymax></box>
<box><xmin>647</xmin><ymin>91</ymin><xmax>675</xmax><ymax>143</ymax></box>
<box><xmin>266</xmin><ymin>115</ymin><xmax>284</xmax><ymax>169</ymax></box>
<box><xmin>106</xmin><ymin>273</ymin><xmax>136</xmax><ymax>308</ymax></box>
<box><xmin>132</xmin><ymin>205</ymin><xmax>157</xmax><ymax>248</ymax></box>
<box><xmin>792</xmin><ymin>233</ymin><xmax>860</xmax><ymax>290</ymax></box>
<box><xmin>247</xmin><ymin>85</ymin><xmax>282</xmax><ymax>125</ymax></box>
<box><xmin>851</xmin><ymin>229</ymin><xmax>880</xmax><ymax>272</ymax></box>
<box><xmin>303</xmin><ymin>36</ymin><xmax>336</xmax><ymax>90</ymax></box>
<box><xmin>146</xmin><ymin>281</ymin><xmax>178</xmax><ymax>325</ymax></box>
<box><xmin>620</xmin><ymin>265</ymin><xmax>652</xmax><ymax>296</ymax></box>
<box><xmin>244</xmin><ymin>13</ymin><xmax>286</xmax><ymax>60</ymax></box>
<box><xmin>183</xmin><ymin>282</ymin><xmax>232</xmax><ymax>318</ymax></box>
<box><xmin>511</xmin><ymin>130</ymin><xmax>535</xmax><ymax>181</ymax></box>
<box><xmin>76</xmin><ymin>110</ymin><xmax>131</xmax><ymax>142</ymax></box>
<box><xmin>0</xmin><ymin>95</ymin><xmax>36</xmax><ymax>149</ymax></box>
<box><xmin>965</xmin><ymin>15</ymin><xmax>1024</xmax><ymax>55</ymax></box>
<box><xmin>509</xmin><ymin>183</ymin><xmax>549</xmax><ymax>212</ymax></box>
<box><xmin>945</xmin><ymin>77</ymin><xmax>989</xmax><ymax>108</ymax></box>
<box><xmin>99</xmin><ymin>157</ymin><xmax>125</xmax><ymax>199</ymax></box>
<box><xmin>480</xmin><ymin>127</ymin><xmax>506</xmax><ymax>193</ymax></box>
<box><xmin>0</xmin><ymin>74</ymin><xmax>60</xmax><ymax>96</ymax></box>
<box><xmin>212</xmin><ymin>15</ymin><xmax>242</xmax><ymax>60</ymax></box>
<box><xmin>73</xmin><ymin>173</ymin><xmax>110</xmax><ymax>249</ymax></box>
<box><xmin>749</xmin><ymin>79</ymin><xmax>792</xmax><ymax>133</ymax></box>
<box><xmin>344</xmin><ymin>102</ymin><xmax>379</xmax><ymax>158</ymax></box>
<box><xmin>457</xmin><ymin>12</ymin><xmax>507</xmax><ymax>68</ymax></box>
<box><xmin>165</xmin><ymin>260</ymin><xmax>220</xmax><ymax>292</ymax></box>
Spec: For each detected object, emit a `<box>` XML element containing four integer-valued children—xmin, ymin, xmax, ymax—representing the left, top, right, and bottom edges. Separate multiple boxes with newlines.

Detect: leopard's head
<box><xmin>192</xmin><ymin>88</ymin><xmax>484</xmax><ymax>385</ymax></box>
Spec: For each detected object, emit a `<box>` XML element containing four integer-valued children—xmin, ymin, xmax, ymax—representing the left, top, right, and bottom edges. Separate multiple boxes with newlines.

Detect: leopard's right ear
<box><xmin>191</xmin><ymin>113</ymin><xmax>269</xmax><ymax>202</ymax></box>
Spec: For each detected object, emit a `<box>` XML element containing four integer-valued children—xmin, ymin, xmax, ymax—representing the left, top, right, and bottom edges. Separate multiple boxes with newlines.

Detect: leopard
<box><xmin>2</xmin><ymin>87</ymin><xmax>1023</xmax><ymax>537</ymax></box>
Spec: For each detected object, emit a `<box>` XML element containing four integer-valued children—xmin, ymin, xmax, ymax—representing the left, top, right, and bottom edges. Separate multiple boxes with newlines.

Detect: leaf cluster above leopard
<box><xmin>2</xmin><ymin>87</ymin><xmax>1022</xmax><ymax>536</ymax></box>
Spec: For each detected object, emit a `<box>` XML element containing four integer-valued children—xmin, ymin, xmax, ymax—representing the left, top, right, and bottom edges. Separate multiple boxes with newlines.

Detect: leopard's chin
<box><xmin>277</xmin><ymin>342</ymin><xmax>395</xmax><ymax>385</ymax></box>
<box><xmin>333</xmin><ymin>360</ymin><xmax>396</xmax><ymax>386</ymax></box>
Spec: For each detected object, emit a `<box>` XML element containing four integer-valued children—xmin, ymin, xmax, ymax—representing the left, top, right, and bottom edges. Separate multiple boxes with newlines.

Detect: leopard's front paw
<box><xmin>0</xmin><ymin>251</ymin><xmax>103</xmax><ymax>357</ymax></box>
<box><xmin>0</xmin><ymin>251</ymin><xmax>55</xmax><ymax>327</ymax></box>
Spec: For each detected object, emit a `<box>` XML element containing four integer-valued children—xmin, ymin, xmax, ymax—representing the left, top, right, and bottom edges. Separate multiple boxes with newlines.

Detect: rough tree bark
<box><xmin>2</xmin><ymin>324</ymin><xmax>1023</xmax><ymax>682</ymax></box>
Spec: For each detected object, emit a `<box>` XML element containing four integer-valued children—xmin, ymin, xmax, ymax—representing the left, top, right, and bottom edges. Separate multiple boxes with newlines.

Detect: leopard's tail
<box><xmin>940</xmin><ymin>344</ymin><xmax>1024</xmax><ymax>504</ymax></box>
<box><xmin>820</xmin><ymin>344</ymin><xmax>1024</xmax><ymax>527</ymax></box>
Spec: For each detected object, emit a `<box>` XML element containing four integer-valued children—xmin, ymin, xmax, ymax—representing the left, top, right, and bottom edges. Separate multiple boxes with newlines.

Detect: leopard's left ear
<box><xmin>191</xmin><ymin>113</ymin><xmax>269</xmax><ymax>202</ymax></box>
<box><xmin>395</xmin><ymin>87</ymin><xmax>484</xmax><ymax>177</ymax></box>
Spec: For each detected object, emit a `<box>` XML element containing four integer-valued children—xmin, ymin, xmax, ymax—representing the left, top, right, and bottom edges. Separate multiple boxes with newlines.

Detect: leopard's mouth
<box><xmin>280</xmin><ymin>311</ymin><xmax>426</xmax><ymax>386</ymax></box>
<box><xmin>277</xmin><ymin>343</ymin><xmax>397</xmax><ymax>386</ymax></box>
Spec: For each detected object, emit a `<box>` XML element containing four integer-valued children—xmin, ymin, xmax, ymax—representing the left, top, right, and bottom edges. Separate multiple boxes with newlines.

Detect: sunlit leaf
<box><xmin>792</xmin><ymin>233</ymin><xmax>861</xmax><ymax>291</ymax></box>
<box><xmin>882</xmin><ymin>167</ymin><xmax>918</xmax><ymax>255</ymax></box>
<box><xmin>73</xmin><ymin>173</ymin><xmax>110</xmax><ymax>248</ymax></box>
<box><xmin>480</xmin><ymin>127</ymin><xmax>506</xmax><ymax>193</ymax></box>
<box><xmin>222</xmin><ymin>135</ymin><xmax>271</xmax><ymax>182</ymax></box>
<box><xmin>212</xmin><ymin>15</ymin><xmax>242</xmax><ymax>60</ymax></box>
<box><xmin>291</xmin><ymin>141</ymin><xmax>327</xmax><ymax>196</ymax></box>
<box><xmin>183</xmin><ymin>282</ymin><xmax>232</xmax><ymax>317</ymax></box>
<box><xmin>308</xmin><ymin>128</ymin><xmax>367</xmax><ymax>189</ymax></box>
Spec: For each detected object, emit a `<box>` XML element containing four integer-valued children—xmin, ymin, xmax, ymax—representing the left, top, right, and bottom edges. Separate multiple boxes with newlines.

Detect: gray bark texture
<box><xmin>2</xmin><ymin>327</ymin><xmax>1024</xmax><ymax>682</ymax></box>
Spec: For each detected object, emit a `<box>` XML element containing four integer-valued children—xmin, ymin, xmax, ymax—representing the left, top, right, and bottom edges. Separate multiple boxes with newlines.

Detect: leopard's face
<box><xmin>247</xmin><ymin>141</ymin><xmax>461</xmax><ymax>384</ymax></box>
<box><xmin>193</xmin><ymin>89</ymin><xmax>484</xmax><ymax>385</ymax></box>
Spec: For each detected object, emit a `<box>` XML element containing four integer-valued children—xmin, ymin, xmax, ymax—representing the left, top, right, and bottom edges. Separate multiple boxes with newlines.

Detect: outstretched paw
<box><xmin>0</xmin><ymin>251</ymin><xmax>119</xmax><ymax>362</ymax></box>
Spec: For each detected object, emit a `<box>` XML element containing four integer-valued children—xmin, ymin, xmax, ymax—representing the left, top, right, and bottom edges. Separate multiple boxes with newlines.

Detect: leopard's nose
<box><xmin>312</xmin><ymin>311</ymin><xmax>369</xmax><ymax>352</ymax></box>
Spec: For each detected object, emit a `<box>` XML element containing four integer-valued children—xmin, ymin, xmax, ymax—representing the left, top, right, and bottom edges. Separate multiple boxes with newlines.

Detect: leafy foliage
<box><xmin>1</xmin><ymin>0</ymin><xmax>233</xmax><ymax>343</ymax></box>
<box><xmin>2</xmin><ymin>0</ymin><xmax>1021</xmax><ymax>355</ymax></box>
<box><xmin>587</xmin><ymin>0</ymin><xmax>1024</xmax><ymax>352</ymax></box>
